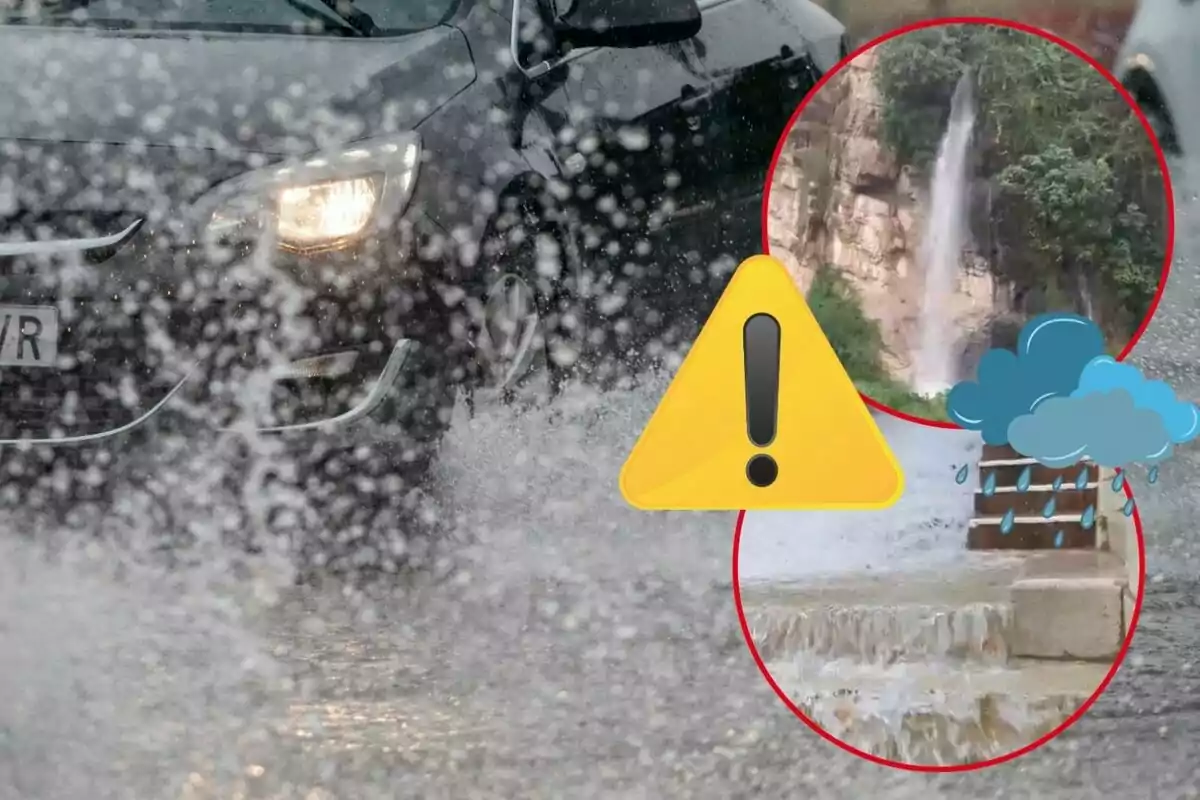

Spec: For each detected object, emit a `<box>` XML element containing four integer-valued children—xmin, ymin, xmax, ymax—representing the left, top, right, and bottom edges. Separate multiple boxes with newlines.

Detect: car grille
<box><xmin>0</xmin><ymin>362</ymin><xmax>182</xmax><ymax>441</ymax></box>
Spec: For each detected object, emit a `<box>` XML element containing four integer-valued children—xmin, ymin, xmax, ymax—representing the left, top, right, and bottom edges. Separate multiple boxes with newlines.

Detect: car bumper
<box><xmin>0</xmin><ymin>333</ymin><xmax>453</xmax><ymax>452</ymax></box>
<box><xmin>0</xmin><ymin>207</ymin><xmax>470</xmax><ymax>446</ymax></box>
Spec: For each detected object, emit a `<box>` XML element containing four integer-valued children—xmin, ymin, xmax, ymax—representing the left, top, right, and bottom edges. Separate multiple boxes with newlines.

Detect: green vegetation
<box><xmin>808</xmin><ymin>265</ymin><xmax>950</xmax><ymax>422</ymax></box>
<box><xmin>874</xmin><ymin>26</ymin><xmax>1165</xmax><ymax>342</ymax></box>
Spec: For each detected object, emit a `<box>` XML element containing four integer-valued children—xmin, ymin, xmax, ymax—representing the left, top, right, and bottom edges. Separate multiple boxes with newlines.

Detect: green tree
<box><xmin>872</xmin><ymin>24</ymin><xmax>1165</xmax><ymax>349</ymax></box>
<box><xmin>808</xmin><ymin>265</ymin><xmax>949</xmax><ymax>421</ymax></box>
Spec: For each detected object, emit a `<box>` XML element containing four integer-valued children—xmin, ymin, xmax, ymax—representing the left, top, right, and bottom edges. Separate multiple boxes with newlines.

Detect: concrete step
<box><xmin>968</xmin><ymin>515</ymin><xmax>1095</xmax><ymax>550</ymax></box>
<box><xmin>973</xmin><ymin>484</ymin><xmax>1097</xmax><ymax>517</ymax></box>
<box><xmin>771</xmin><ymin>657</ymin><xmax>1108</xmax><ymax>766</ymax></box>
<box><xmin>1010</xmin><ymin>575</ymin><xmax>1127</xmax><ymax>660</ymax></box>
<box><xmin>740</xmin><ymin>562</ymin><xmax>1023</xmax><ymax>666</ymax></box>
<box><xmin>978</xmin><ymin>460</ymin><xmax>1098</xmax><ymax>489</ymax></box>
<box><xmin>745</xmin><ymin>601</ymin><xmax>1013</xmax><ymax>665</ymax></box>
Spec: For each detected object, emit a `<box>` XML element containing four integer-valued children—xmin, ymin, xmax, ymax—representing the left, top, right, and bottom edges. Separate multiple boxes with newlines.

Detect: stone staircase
<box><xmin>968</xmin><ymin>444</ymin><xmax>1101</xmax><ymax>550</ymax></box>
<box><xmin>742</xmin><ymin>549</ymin><xmax>1129</xmax><ymax>765</ymax></box>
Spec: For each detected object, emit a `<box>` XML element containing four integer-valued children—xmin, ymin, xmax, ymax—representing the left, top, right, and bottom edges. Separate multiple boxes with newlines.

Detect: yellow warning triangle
<box><xmin>619</xmin><ymin>254</ymin><xmax>904</xmax><ymax>511</ymax></box>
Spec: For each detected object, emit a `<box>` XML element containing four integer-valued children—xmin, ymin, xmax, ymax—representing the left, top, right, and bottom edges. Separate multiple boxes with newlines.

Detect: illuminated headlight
<box><xmin>197</xmin><ymin>132</ymin><xmax>420</xmax><ymax>256</ymax></box>
<box><xmin>277</xmin><ymin>177</ymin><xmax>380</xmax><ymax>247</ymax></box>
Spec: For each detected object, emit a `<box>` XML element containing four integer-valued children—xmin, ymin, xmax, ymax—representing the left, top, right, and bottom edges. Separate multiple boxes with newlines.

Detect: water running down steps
<box><xmin>913</xmin><ymin>70</ymin><xmax>977</xmax><ymax>397</ymax></box>
<box><xmin>743</xmin><ymin>554</ymin><xmax>1122</xmax><ymax>765</ymax></box>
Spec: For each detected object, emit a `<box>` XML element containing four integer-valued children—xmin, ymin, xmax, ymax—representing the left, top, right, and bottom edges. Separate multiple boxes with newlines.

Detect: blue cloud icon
<box><xmin>946</xmin><ymin>312</ymin><xmax>1105</xmax><ymax>444</ymax></box>
<box><xmin>1008</xmin><ymin>389</ymin><xmax>1175</xmax><ymax>467</ymax></box>
<box><xmin>1072</xmin><ymin>356</ymin><xmax>1200</xmax><ymax>444</ymax></box>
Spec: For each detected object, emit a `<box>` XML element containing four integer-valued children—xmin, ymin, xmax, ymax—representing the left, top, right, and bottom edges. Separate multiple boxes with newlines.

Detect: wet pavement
<box><xmin>3</xmin><ymin>168</ymin><xmax>1200</xmax><ymax>800</ymax></box>
<box><xmin>160</xmin><ymin>158</ymin><xmax>1200</xmax><ymax>797</ymax></box>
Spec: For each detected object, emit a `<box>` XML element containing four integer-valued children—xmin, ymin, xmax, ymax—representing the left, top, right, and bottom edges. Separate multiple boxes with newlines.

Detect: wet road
<box><xmin>185</xmin><ymin>159</ymin><xmax>1200</xmax><ymax>797</ymax></box>
<box><xmin>3</xmin><ymin>174</ymin><xmax>1200</xmax><ymax>800</ymax></box>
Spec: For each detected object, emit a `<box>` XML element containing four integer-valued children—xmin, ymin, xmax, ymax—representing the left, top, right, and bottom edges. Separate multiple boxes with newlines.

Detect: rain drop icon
<box><xmin>1111</xmin><ymin>472</ymin><xmax>1125</xmax><ymax>492</ymax></box>
<box><xmin>1016</xmin><ymin>465</ymin><xmax>1032</xmax><ymax>493</ymax></box>
<box><xmin>1052</xmin><ymin>475</ymin><xmax>1063</xmax><ymax>491</ymax></box>
<box><xmin>1042</xmin><ymin>497</ymin><xmax>1056</xmax><ymax>518</ymax></box>
<box><xmin>1054</xmin><ymin>530</ymin><xmax>1065</xmax><ymax>548</ymax></box>
<box><xmin>982</xmin><ymin>471</ymin><xmax>997</xmax><ymax>496</ymax></box>
<box><xmin>1081</xmin><ymin>504</ymin><xmax>1096</xmax><ymax>530</ymax></box>
<box><xmin>1149</xmin><ymin>465</ymin><xmax>1160</xmax><ymax>485</ymax></box>
<box><xmin>955</xmin><ymin>464</ymin><xmax>969</xmax><ymax>485</ymax></box>
<box><xmin>1000</xmin><ymin>508</ymin><xmax>1015</xmax><ymax>534</ymax></box>
<box><xmin>1074</xmin><ymin>466</ymin><xmax>1090</xmax><ymax>490</ymax></box>
<box><xmin>1123</xmin><ymin>498</ymin><xmax>1136</xmax><ymax>517</ymax></box>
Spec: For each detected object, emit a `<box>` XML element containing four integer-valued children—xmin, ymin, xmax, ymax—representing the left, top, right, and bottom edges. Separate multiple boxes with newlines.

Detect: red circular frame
<box><xmin>759</xmin><ymin>16</ymin><xmax>1177</xmax><ymax>430</ymax></box>
<box><xmin>731</xmin><ymin>471</ymin><xmax>1147</xmax><ymax>772</ymax></box>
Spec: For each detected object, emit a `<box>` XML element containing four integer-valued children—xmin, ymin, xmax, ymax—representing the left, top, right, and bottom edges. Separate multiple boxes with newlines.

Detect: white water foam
<box><xmin>738</xmin><ymin>415</ymin><xmax>981</xmax><ymax>583</ymax></box>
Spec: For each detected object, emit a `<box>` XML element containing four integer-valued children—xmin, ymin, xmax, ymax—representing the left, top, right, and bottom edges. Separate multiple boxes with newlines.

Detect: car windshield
<box><xmin>0</xmin><ymin>0</ymin><xmax>457</xmax><ymax>34</ymax></box>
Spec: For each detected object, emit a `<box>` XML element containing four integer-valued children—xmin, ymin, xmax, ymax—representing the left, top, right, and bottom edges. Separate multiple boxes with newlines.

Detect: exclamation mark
<box><xmin>744</xmin><ymin>313</ymin><xmax>780</xmax><ymax>488</ymax></box>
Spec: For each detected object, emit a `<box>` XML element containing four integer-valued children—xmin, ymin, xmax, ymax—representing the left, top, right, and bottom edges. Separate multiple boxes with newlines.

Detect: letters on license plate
<box><xmin>0</xmin><ymin>305</ymin><xmax>59</xmax><ymax>368</ymax></box>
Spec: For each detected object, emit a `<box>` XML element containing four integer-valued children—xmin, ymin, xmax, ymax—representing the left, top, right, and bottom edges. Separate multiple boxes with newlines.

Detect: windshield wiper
<box><xmin>313</xmin><ymin>0</ymin><xmax>379</xmax><ymax>36</ymax></box>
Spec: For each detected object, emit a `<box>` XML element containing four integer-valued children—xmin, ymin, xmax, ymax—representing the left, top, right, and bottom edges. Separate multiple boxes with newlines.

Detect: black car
<box><xmin>0</xmin><ymin>0</ymin><xmax>845</xmax><ymax>570</ymax></box>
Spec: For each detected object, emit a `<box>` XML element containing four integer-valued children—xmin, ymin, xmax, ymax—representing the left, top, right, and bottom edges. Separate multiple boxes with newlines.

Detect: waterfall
<box><xmin>912</xmin><ymin>71</ymin><xmax>977</xmax><ymax>397</ymax></box>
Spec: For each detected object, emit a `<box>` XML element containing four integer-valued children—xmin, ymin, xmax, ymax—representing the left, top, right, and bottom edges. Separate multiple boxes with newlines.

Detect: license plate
<box><xmin>0</xmin><ymin>305</ymin><xmax>59</xmax><ymax>368</ymax></box>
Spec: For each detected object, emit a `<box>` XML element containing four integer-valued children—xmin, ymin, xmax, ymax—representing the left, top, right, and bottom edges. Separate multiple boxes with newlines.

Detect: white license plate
<box><xmin>0</xmin><ymin>305</ymin><xmax>59</xmax><ymax>368</ymax></box>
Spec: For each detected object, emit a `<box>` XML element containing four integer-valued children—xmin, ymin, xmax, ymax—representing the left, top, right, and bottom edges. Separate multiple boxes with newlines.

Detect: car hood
<box><xmin>0</xmin><ymin>24</ymin><xmax>476</xmax><ymax>156</ymax></box>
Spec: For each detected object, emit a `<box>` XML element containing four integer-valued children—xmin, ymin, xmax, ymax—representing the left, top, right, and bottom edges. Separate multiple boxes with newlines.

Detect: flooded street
<box><xmin>2</xmin><ymin>158</ymin><xmax>1198</xmax><ymax>800</ymax></box>
<box><xmin>236</xmin><ymin>154</ymin><xmax>1200</xmax><ymax>796</ymax></box>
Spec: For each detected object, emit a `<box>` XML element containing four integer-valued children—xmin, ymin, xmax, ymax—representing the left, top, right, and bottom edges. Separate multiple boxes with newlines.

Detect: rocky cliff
<box><xmin>767</xmin><ymin>51</ymin><xmax>1012</xmax><ymax>386</ymax></box>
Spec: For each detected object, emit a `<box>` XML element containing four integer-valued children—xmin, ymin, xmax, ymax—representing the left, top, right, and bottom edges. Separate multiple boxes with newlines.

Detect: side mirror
<box><xmin>549</xmin><ymin>0</ymin><xmax>702</xmax><ymax>50</ymax></box>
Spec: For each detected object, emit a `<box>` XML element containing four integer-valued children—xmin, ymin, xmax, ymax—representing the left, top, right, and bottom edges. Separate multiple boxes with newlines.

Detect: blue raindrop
<box><xmin>1000</xmin><ymin>508</ymin><xmax>1015</xmax><ymax>534</ymax></box>
<box><xmin>1149</xmin><ymin>466</ymin><xmax>1160</xmax><ymax>485</ymax></box>
<box><xmin>1074</xmin><ymin>466</ymin><xmax>1090</xmax><ymax>490</ymax></box>
<box><xmin>1052</xmin><ymin>475</ymin><xmax>1064</xmax><ymax>491</ymax></box>
<box><xmin>1123</xmin><ymin>498</ymin><xmax>1136</xmax><ymax>517</ymax></box>
<box><xmin>1042</xmin><ymin>497</ymin><xmax>1056</xmax><ymax>518</ymax></box>
<box><xmin>1081</xmin><ymin>504</ymin><xmax>1096</xmax><ymax>530</ymax></box>
<box><xmin>1016</xmin><ymin>466</ymin><xmax>1033</xmax><ymax>493</ymax></box>
<box><xmin>1111</xmin><ymin>472</ymin><xmax>1125</xmax><ymax>492</ymax></box>
<box><xmin>955</xmin><ymin>464</ymin><xmax>969</xmax><ymax>485</ymax></box>
<box><xmin>982</xmin><ymin>472</ymin><xmax>997</xmax><ymax>496</ymax></box>
<box><xmin>1054</xmin><ymin>530</ymin><xmax>1065</xmax><ymax>548</ymax></box>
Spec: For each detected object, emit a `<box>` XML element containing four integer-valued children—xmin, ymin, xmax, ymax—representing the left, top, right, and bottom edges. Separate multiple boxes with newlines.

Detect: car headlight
<box><xmin>197</xmin><ymin>132</ymin><xmax>421</xmax><ymax>256</ymax></box>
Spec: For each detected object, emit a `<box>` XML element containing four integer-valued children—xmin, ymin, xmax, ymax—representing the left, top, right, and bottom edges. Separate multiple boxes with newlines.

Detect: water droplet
<box><xmin>1042</xmin><ymin>497</ymin><xmax>1056</xmax><ymax>518</ymax></box>
<box><xmin>1016</xmin><ymin>466</ymin><xmax>1032</xmax><ymax>492</ymax></box>
<box><xmin>1081</xmin><ymin>504</ymin><xmax>1096</xmax><ymax>530</ymax></box>
<box><xmin>1054</xmin><ymin>530</ymin><xmax>1064</xmax><ymax>548</ymax></box>
<box><xmin>1149</xmin><ymin>465</ymin><xmax>1160</xmax><ymax>484</ymax></box>
<box><xmin>1074</xmin><ymin>466</ymin><xmax>1090</xmax><ymax>490</ymax></box>
<box><xmin>1052</xmin><ymin>475</ymin><xmax>1063</xmax><ymax>491</ymax></box>
<box><xmin>1000</xmin><ymin>508</ymin><xmax>1015</xmax><ymax>534</ymax></box>
<box><xmin>1123</xmin><ymin>498</ymin><xmax>1136</xmax><ymax>517</ymax></box>
<box><xmin>1111</xmin><ymin>472</ymin><xmax>1125</xmax><ymax>492</ymax></box>
<box><xmin>982</xmin><ymin>471</ymin><xmax>997</xmax><ymax>496</ymax></box>
<box><xmin>955</xmin><ymin>464</ymin><xmax>969</xmax><ymax>485</ymax></box>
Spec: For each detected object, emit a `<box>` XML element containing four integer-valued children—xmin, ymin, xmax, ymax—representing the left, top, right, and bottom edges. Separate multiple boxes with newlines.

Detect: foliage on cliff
<box><xmin>808</xmin><ymin>265</ymin><xmax>950</xmax><ymax>421</ymax></box>
<box><xmin>873</xmin><ymin>25</ymin><xmax>1164</xmax><ymax>342</ymax></box>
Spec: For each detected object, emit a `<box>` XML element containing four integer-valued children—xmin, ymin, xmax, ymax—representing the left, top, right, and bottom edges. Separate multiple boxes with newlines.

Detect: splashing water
<box><xmin>1000</xmin><ymin>507</ymin><xmax>1015</xmax><ymax>534</ymax></box>
<box><xmin>1149</xmin><ymin>465</ymin><xmax>1160</xmax><ymax>484</ymax></box>
<box><xmin>1042</xmin><ymin>497</ymin><xmax>1056</xmax><ymax>518</ymax></box>
<box><xmin>1054</xmin><ymin>530</ymin><xmax>1065</xmax><ymax>548</ymax></box>
<box><xmin>1052</xmin><ymin>475</ymin><xmax>1063</xmax><ymax>491</ymax></box>
<box><xmin>1081</xmin><ymin>504</ymin><xmax>1096</xmax><ymax>529</ymax></box>
<box><xmin>1016</xmin><ymin>465</ymin><xmax>1032</xmax><ymax>492</ymax></box>
<box><xmin>982</xmin><ymin>471</ymin><xmax>997</xmax><ymax>496</ymax></box>
<box><xmin>1112</xmin><ymin>472</ymin><xmax>1126</xmax><ymax>492</ymax></box>
<box><xmin>955</xmin><ymin>464</ymin><xmax>969</xmax><ymax>484</ymax></box>
<box><xmin>912</xmin><ymin>70</ymin><xmax>977</xmax><ymax>396</ymax></box>
<box><xmin>1075</xmin><ymin>467</ymin><xmax>1090</xmax><ymax>490</ymax></box>
<box><xmin>1124</xmin><ymin>498</ymin><xmax>1137</xmax><ymax>517</ymax></box>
